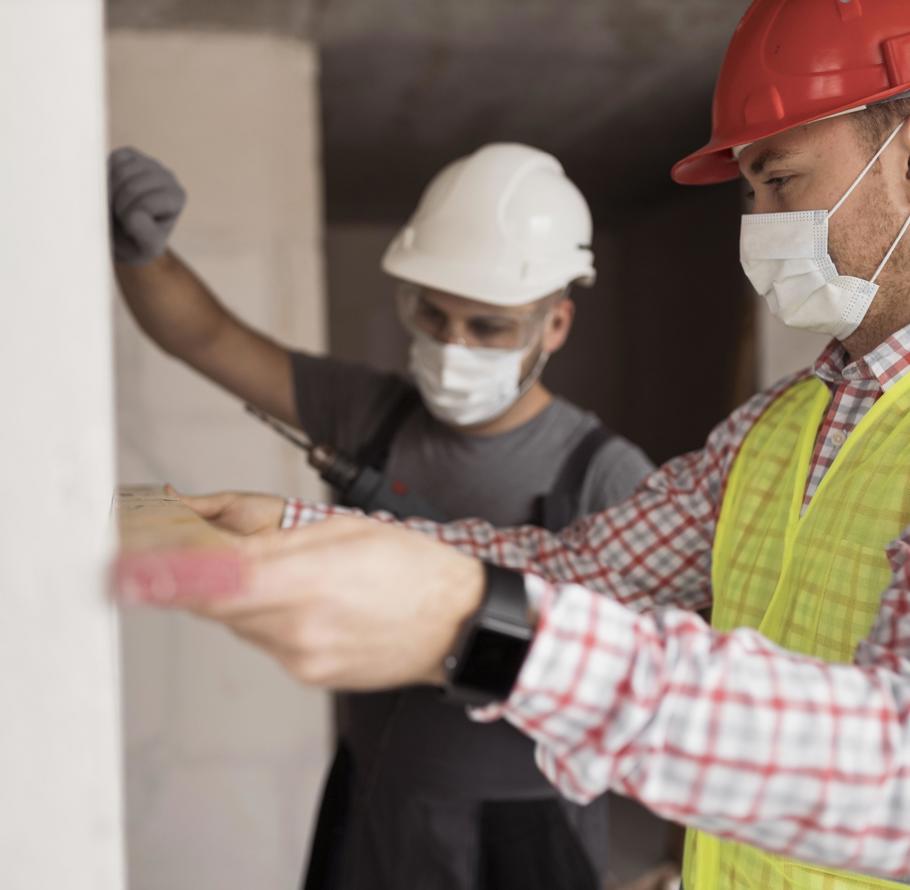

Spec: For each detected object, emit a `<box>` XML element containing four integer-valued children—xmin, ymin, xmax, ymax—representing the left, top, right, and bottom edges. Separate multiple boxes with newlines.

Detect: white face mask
<box><xmin>740</xmin><ymin>120</ymin><xmax>910</xmax><ymax>340</ymax></box>
<box><xmin>409</xmin><ymin>332</ymin><xmax>548</xmax><ymax>427</ymax></box>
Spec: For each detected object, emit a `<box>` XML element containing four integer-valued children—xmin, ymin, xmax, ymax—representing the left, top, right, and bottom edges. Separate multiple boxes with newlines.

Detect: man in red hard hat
<box><xmin>118</xmin><ymin>1</ymin><xmax>910</xmax><ymax>887</ymax></box>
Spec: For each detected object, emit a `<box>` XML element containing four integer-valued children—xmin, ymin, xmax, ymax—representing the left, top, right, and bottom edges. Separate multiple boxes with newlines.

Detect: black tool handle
<box><xmin>343</xmin><ymin>465</ymin><xmax>449</xmax><ymax>522</ymax></box>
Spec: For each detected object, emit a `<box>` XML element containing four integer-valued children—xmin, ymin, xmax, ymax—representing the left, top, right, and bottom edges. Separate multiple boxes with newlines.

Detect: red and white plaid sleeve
<box><xmin>495</xmin><ymin>552</ymin><xmax>910</xmax><ymax>880</ymax></box>
<box><xmin>282</xmin><ymin>504</ymin><xmax>910</xmax><ymax>877</ymax></box>
<box><xmin>282</xmin><ymin>375</ymin><xmax>805</xmax><ymax>615</ymax></box>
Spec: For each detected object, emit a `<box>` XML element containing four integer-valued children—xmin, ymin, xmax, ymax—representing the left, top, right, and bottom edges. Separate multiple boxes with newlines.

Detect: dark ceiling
<box><xmin>107</xmin><ymin>0</ymin><xmax>752</xmax><ymax>220</ymax></box>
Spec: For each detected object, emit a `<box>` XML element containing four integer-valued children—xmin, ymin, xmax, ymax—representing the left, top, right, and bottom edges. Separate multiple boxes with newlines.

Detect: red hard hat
<box><xmin>672</xmin><ymin>0</ymin><xmax>910</xmax><ymax>186</ymax></box>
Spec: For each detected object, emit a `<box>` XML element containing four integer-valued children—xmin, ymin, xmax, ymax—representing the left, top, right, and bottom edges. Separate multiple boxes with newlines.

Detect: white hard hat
<box><xmin>381</xmin><ymin>143</ymin><xmax>596</xmax><ymax>307</ymax></box>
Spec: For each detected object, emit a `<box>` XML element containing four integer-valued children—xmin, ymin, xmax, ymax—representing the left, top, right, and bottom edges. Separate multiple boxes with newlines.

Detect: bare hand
<box><xmin>165</xmin><ymin>485</ymin><xmax>285</xmax><ymax>535</ymax></box>
<box><xmin>114</xmin><ymin>516</ymin><xmax>485</xmax><ymax>690</ymax></box>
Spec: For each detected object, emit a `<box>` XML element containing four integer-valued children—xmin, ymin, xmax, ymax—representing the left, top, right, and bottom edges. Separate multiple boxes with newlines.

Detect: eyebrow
<box><xmin>748</xmin><ymin>148</ymin><xmax>796</xmax><ymax>176</ymax></box>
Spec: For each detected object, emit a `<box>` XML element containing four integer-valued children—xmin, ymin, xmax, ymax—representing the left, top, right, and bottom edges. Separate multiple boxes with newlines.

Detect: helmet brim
<box><xmin>672</xmin><ymin>83</ymin><xmax>910</xmax><ymax>186</ymax></box>
<box><xmin>382</xmin><ymin>248</ymin><xmax>595</xmax><ymax>308</ymax></box>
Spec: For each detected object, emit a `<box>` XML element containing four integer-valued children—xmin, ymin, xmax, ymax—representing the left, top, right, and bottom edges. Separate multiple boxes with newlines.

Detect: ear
<box><xmin>540</xmin><ymin>297</ymin><xmax>575</xmax><ymax>354</ymax></box>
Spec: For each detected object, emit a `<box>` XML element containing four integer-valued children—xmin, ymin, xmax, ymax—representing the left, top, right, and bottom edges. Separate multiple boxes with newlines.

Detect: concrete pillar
<box><xmin>0</xmin><ymin>1</ymin><xmax>124</xmax><ymax>888</ymax></box>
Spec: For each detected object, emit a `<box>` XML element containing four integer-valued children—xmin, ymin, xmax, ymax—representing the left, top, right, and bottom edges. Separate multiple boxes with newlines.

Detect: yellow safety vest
<box><xmin>682</xmin><ymin>372</ymin><xmax>910</xmax><ymax>890</ymax></box>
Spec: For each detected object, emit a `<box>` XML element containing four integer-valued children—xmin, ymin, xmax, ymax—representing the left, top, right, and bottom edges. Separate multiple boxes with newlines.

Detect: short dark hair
<box><xmin>850</xmin><ymin>95</ymin><xmax>910</xmax><ymax>146</ymax></box>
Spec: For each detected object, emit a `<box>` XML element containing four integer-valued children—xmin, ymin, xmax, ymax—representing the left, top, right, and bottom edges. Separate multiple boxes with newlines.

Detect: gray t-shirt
<box><xmin>291</xmin><ymin>352</ymin><xmax>657</xmax><ymax>887</ymax></box>
<box><xmin>291</xmin><ymin>352</ymin><xmax>654</xmax><ymax>525</ymax></box>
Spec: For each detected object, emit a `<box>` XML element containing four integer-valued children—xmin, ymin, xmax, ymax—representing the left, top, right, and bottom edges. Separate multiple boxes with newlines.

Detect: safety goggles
<box><xmin>395</xmin><ymin>283</ymin><xmax>552</xmax><ymax>351</ymax></box>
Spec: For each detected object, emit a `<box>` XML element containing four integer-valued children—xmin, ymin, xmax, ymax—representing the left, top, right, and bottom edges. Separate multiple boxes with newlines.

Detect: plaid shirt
<box><xmin>283</xmin><ymin>324</ymin><xmax>910</xmax><ymax>880</ymax></box>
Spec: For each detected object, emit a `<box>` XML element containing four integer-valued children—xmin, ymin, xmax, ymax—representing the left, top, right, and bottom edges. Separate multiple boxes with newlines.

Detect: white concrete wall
<box><xmin>0</xmin><ymin>2</ymin><xmax>124</xmax><ymax>888</ymax></box>
<box><xmin>107</xmin><ymin>30</ymin><xmax>330</xmax><ymax>890</ymax></box>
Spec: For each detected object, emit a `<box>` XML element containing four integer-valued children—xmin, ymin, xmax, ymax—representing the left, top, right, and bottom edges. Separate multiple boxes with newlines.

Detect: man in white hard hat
<box><xmin>117</xmin><ymin>0</ymin><xmax>910</xmax><ymax>887</ymax></box>
<box><xmin>109</xmin><ymin>142</ymin><xmax>654</xmax><ymax>889</ymax></box>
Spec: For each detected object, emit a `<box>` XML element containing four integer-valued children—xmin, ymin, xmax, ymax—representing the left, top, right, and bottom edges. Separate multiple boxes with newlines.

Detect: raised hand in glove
<box><xmin>108</xmin><ymin>146</ymin><xmax>186</xmax><ymax>265</ymax></box>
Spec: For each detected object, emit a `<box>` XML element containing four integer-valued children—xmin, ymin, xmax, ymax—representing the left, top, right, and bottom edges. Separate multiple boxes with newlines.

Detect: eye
<box><xmin>416</xmin><ymin>302</ymin><xmax>446</xmax><ymax>324</ymax></box>
<box><xmin>469</xmin><ymin>319</ymin><xmax>514</xmax><ymax>337</ymax></box>
<box><xmin>763</xmin><ymin>175</ymin><xmax>792</xmax><ymax>189</ymax></box>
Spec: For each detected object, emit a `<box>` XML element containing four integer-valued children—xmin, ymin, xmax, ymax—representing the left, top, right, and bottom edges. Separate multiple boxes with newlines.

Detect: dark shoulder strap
<box><xmin>537</xmin><ymin>423</ymin><xmax>614</xmax><ymax>532</ymax></box>
<box><xmin>355</xmin><ymin>384</ymin><xmax>421</xmax><ymax>471</ymax></box>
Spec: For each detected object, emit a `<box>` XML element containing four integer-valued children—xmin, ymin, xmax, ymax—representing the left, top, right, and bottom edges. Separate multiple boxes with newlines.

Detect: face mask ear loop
<box><xmin>514</xmin><ymin>347</ymin><xmax>550</xmax><ymax>404</ymax></box>
<box><xmin>871</xmin><ymin>212</ymin><xmax>910</xmax><ymax>283</ymax></box>
<box><xmin>831</xmin><ymin>120</ymin><xmax>906</xmax><ymax>218</ymax></box>
<box><xmin>513</xmin><ymin>317</ymin><xmax>552</xmax><ymax>399</ymax></box>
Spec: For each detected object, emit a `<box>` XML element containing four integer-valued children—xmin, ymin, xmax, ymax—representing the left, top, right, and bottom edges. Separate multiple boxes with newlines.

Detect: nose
<box><xmin>439</xmin><ymin>320</ymin><xmax>469</xmax><ymax>346</ymax></box>
<box><xmin>746</xmin><ymin>186</ymin><xmax>777</xmax><ymax>216</ymax></box>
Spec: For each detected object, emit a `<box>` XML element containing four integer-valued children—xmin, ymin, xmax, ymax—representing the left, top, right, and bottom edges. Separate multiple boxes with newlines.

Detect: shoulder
<box><xmin>288</xmin><ymin>350</ymin><xmax>414</xmax><ymax>452</ymax></box>
<box><xmin>546</xmin><ymin>399</ymin><xmax>654</xmax><ymax>511</ymax></box>
<box><xmin>581</xmin><ymin>432</ymin><xmax>655</xmax><ymax>511</ymax></box>
<box><xmin>707</xmin><ymin>367</ymin><xmax>816</xmax><ymax>457</ymax></box>
<box><xmin>571</xmin><ymin>368</ymin><xmax>815</xmax><ymax>514</ymax></box>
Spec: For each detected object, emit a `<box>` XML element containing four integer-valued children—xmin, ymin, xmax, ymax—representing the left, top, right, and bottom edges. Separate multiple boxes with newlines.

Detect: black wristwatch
<box><xmin>443</xmin><ymin>563</ymin><xmax>535</xmax><ymax>706</ymax></box>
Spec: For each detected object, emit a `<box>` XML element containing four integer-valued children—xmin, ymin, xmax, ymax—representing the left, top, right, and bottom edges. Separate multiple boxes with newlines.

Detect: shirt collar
<box><xmin>813</xmin><ymin>322</ymin><xmax>910</xmax><ymax>392</ymax></box>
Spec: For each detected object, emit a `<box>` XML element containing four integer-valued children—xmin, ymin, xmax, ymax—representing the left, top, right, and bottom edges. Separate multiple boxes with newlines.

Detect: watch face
<box><xmin>451</xmin><ymin>626</ymin><xmax>531</xmax><ymax>700</ymax></box>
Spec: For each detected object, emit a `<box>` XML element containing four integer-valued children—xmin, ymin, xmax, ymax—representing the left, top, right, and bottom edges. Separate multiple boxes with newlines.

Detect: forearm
<box><xmin>116</xmin><ymin>250</ymin><xmax>296</xmax><ymax>423</ymax></box>
<box><xmin>109</xmin><ymin>149</ymin><xmax>298</xmax><ymax>421</ymax></box>
<box><xmin>281</xmin><ymin>478</ymin><xmax>715</xmax><ymax>615</ymax></box>
<box><xmin>115</xmin><ymin>250</ymin><xmax>231</xmax><ymax>360</ymax></box>
<box><xmin>501</xmin><ymin>577</ymin><xmax>910</xmax><ymax>878</ymax></box>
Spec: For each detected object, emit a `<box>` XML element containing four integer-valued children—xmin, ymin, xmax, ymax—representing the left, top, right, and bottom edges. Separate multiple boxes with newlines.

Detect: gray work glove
<box><xmin>108</xmin><ymin>146</ymin><xmax>186</xmax><ymax>266</ymax></box>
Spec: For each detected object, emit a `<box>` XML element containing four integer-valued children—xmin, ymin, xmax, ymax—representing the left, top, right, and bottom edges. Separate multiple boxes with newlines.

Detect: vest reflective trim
<box><xmin>683</xmin><ymin>372</ymin><xmax>910</xmax><ymax>890</ymax></box>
